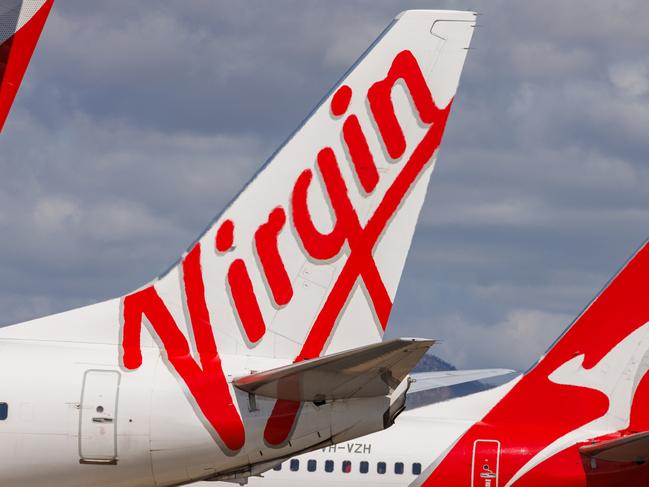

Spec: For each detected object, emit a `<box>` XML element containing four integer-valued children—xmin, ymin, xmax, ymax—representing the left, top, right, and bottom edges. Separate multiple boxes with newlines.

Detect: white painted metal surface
<box><xmin>195</xmin><ymin>385</ymin><xmax>516</xmax><ymax>487</ymax></box>
<box><xmin>0</xmin><ymin>8</ymin><xmax>476</xmax><ymax>487</ymax></box>
<box><xmin>79</xmin><ymin>370</ymin><xmax>120</xmax><ymax>463</ymax></box>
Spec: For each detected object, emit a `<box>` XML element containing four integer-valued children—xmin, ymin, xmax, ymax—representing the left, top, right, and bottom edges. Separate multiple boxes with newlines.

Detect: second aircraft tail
<box><xmin>0</xmin><ymin>0</ymin><xmax>53</xmax><ymax>131</ymax></box>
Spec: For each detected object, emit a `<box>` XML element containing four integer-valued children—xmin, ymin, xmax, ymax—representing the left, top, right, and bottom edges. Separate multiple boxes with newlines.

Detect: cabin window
<box><xmin>0</xmin><ymin>403</ymin><xmax>7</xmax><ymax>420</ymax></box>
<box><xmin>395</xmin><ymin>462</ymin><xmax>404</xmax><ymax>474</ymax></box>
<box><xmin>272</xmin><ymin>463</ymin><xmax>282</xmax><ymax>471</ymax></box>
<box><xmin>325</xmin><ymin>460</ymin><xmax>334</xmax><ymax>473</ymax></box>
<box><xmin>360</xmin><ymin>461</ymin><xmax>369</xmax><ymax>474</ymax></box>
<box><xmin>307</xmin><ymin>459</ymin><xmax>317</xmax><ymax>472</ymax></box>
<box><xmin>412</xmin><ymin>463</ymin><xmax>422</xmax><ymax>475</ymax></box>
<box><xmin>290</xmin><ymin>459</ymin><xmax>300</xmax><ymax>472</ymax></box>
<box><xmin>377</xmin><ymin>462</ymin><xmax>387</xmax><ymax>474</ymax></box>
<box><xmin>342</xmin><ymin>460</ymin><xmax>352</xmax><ymax>473</ymax></box>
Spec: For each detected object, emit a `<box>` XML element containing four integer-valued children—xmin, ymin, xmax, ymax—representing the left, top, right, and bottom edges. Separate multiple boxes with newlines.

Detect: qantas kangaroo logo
<box><xmin>120</xmin><ymin>50</ymin><xmax>453</xmax><ymax>452</ymax></box>
<box><xmin>505</xmin><ymin>323</ymin><xmax>649</xmax><ymax>485</ymax></box>
<box><xmin>420</xmin><ymin>243</ymin><xmax>649</xmax><ymax>486</ymax></box>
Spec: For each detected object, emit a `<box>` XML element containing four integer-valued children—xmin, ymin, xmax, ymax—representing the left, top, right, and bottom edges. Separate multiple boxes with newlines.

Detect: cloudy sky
<box><xmin>1</xmin><ymin>0</ymin><xmax>648</xmax><ymax>371</ymax></box>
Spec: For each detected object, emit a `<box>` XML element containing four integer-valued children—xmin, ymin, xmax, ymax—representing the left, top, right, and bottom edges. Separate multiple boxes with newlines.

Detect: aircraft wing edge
<box><xmin>580</xmin><ymin>430</ymin><xmax>649</xmax><ymax>464</ymax></box>
<box><xmin>407</xmin><ymin>368</ymin><xmax>517</xmax><ymax>394</ymax></box>
<box><xmin>233</xmin><ymin>338</ymin><xmax>435</xmax><ymax>401</ymax></box>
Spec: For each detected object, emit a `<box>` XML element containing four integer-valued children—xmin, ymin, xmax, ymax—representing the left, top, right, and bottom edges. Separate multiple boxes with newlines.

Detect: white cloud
<box><xmin>428</xmin><ymin>309</ymin><xmax>574</xmax><ymax>371</ymax></box>
<box><xmin>609</xmin><ymin>63</ymin><xmax>649</xmax><ymax>97</ymax></box>
<box><xmin>33</xmin><ymin>196</ymin><xmax>81</xmax><ymax>229</ymax></box>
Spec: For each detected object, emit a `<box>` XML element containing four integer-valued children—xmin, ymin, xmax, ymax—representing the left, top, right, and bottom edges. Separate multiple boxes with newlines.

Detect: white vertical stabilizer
<box><xmin>0</xmin><ymin>11</ymin><xmax>476</xmax><ymax>363</ymax></box>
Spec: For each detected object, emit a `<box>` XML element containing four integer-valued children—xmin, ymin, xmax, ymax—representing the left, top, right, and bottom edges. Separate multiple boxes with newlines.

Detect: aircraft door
<box><xmin>472</xmin><ymin>440</ymin><xmax>500</xmax><ymax>487</ymax></box>
<box><xmin>79</xmin><ymin>370</ymin><xmax>120</xmax><ymax>463</ymax></box>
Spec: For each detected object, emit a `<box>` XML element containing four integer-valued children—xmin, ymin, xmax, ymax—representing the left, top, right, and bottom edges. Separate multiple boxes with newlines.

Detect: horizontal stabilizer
<box><xmin>234</xmin><ymin>338</ymin><xmax>434</xmax><ymax>401</ymax></box>
<box><xmin>407</xmin><ymin>368</ymin><xmax>517</xmax><ymax>394</ymax></box>
<box><xmin>580</xmin><ymin>431</ymin><xmax>649</xmax><ymax>464</ymax></box>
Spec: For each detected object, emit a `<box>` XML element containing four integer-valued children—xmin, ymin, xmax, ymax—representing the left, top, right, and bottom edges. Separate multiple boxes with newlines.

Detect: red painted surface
<box><xmin>265</xmin><ymin>51</ymin><xmax>454</xmax><ymax>446</ymax></box>
<box><xmin>331</xmin><ymin>85</ymin><xmax>352</xmax><ymax>117</ymax></box>
<box><xmin>215</xmin><ymin>219</ymin><xmax>235</xmax><ymax>252</ymax></box>
<box><xmin>515</xmin><ymin>446</ymin><xmax>587</xmax><ymax>487</ymax></box>
<box><xmin>228</xmin><ymin>258</ymin><xmax>267</xmax><ymax>344</ymax></box>
<box><xmin>263</xmin><ymin>399</ymin><xmax>302</xmax><ymax>447</ymax></box>
<box><xmin>421</xmin><ymin>242</ymin><xmax>649</xmax><ymax>486</ymax></box>
<box><xmin>0</xmin><ymin>0</ymin><xmax>53</xmax><ymax>132</ymax></box>
<box><xmin>255</xmin><ymin>207</ymin><xmax>293</xmax><ymax>306</ymax></box>
<box><xmin>343</xmin><ymin>115</ymin><xmax>379</xmax><ymax>193</ymax></box>
<box><xmin>122</xmin><ymin>244</ymin><xmax>245</xmax><ymax>451</ymax></box>
<box><xmin>472</xmin><ymin>440</ymin><xmax>500</xmax><ymax>487</ymax></box>
<box><xmin>368</xmin><ymin>50</ymin><xmax>440</xmax><ymax>160</ymax></box>
<box><xmin>629</xmin><ymin>370</ymin><xmax>649</xmax><ymax>432</ymax></box>
<box><xmin>294</xmin><ymin>146</ymin><xmax>394</xmax><ymax>354</ymax></box>
<box><xmin>292</xmin><ymin>168</ymin><xmax>346</xmax><ymax>261</ymax></box>
<box><xmin>121</xmin><ymin>48</ymin><xmax>455</xmax><ymax>451</ymax></box>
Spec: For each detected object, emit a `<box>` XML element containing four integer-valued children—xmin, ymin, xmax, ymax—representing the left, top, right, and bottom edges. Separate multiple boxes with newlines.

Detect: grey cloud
<box><xmin>0</xmin><ymin>113</ymin><xmax>267</xmax><ymax>312</ymax></box>
<box><xmin>1</xmin><ymin>1</ymin><xmax>649</xmax><ymax>371</ymax></box>
<box><xmin>422</xmin><ymin>308</ymin><xmax>575</xmax><ymax>371</ymax></box>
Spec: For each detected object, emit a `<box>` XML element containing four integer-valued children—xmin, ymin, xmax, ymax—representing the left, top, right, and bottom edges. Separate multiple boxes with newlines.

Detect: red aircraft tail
<box><xmin>418</xmin><ymin>240</ymin><xmax>649</xmax><ymax>486</ymax></box>
<box><xmin>0</xmin><ymin>0</ymin><xmax>53</xmax><ymax>132</ymax></box>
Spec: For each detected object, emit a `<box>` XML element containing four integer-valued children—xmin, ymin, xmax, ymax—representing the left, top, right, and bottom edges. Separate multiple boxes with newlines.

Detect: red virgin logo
<box><xmin>120</xmin><ymin>50</ymin><xmax>453</xmax><ymax>451</ymax></box>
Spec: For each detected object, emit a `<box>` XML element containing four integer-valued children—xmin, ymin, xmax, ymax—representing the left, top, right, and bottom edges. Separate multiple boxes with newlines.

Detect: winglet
<box><xmin>0</xmin><ymin>0</ymin><xmax>53</xmax><ymax>132</ymax></box>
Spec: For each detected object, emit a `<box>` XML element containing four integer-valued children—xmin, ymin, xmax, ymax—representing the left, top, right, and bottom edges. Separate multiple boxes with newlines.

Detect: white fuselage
<box><xmin>195</xmin><ymin>380</ymin><xmax>520</xmax><ymax>487</ymax></box>
<box><xmin>0</xmin><ymin>8</ymin><xmax>478</xmax><ymax>487</ymax></box>
<box><xmin>218</xmin><ymin>417</ymin><xmax>433</xmax><ymax>486</ymax></box>
<box><xmin>0</xmin><ymin>324</ymin><xmax>402</xmax><ymax>487</ymax></box>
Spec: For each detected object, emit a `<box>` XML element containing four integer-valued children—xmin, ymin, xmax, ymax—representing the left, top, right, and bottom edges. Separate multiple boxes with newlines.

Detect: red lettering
<box><xmin>121</xmin><ymin>50</ymin><xmax>449</xmax><ymax>452</ymax></box>
<box><xmin>122</xmin><ymin>244</ymin><xmax>245</xmax><ymax>451</ymax></box>
<box><xmin>228</xmin><ymin>259</ymin><xmax>267</xmax><ymax>343</ymax></box>
<box><xmin>263</xmin><ymin>397</ymin><xmax>302</xmax><ymax>447</ymax></box>
<box><xmin>266</xmin><ymin>96</ymin><xmax>452</xmax><ymax>445</ymax></box>
<box><xmin>292</xmin><ymin>169</ymin><xmax>346</xmax><ymax>261</ymax></box>
<box><xmin>331</xmin><ymin>84</ymin><xmax>379</xmax><ymax>194</ymax></box>
<box><xmin>368</xmin><ymin>50</ymin><xmax>441</xmax><ymax>160</ymax></box>
<box><xmin>293</xmin><ymin>147</ymin><xmax>392</xmax><ymax>341</ymax></box>
<box><xmin>343</xmin><ymin>115</ymin><xmax>379</xmax><ymax>194</ymax></box>
<box><xmin>216</xmin><ymin>219</ymin><xmax>235</xmax><ymax>252</ymax></box>
<box><xmin>331</xmin><ymin>85</ymin><xmax>352</xmax><ymax>117</ymax></box>
<box><xmin>255</xmin><ymin>207</ymin><xmax>293</xmax><ymax>307</ymax></box>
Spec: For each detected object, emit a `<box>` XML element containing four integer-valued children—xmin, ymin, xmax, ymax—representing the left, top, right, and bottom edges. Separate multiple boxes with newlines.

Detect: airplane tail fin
<box><xmin>0</xmin><ymin>0</ymin><xmax>53</xmax><ymax>132</ymax></box>
<box><xmin>118</xmin><ymin>10</ymin><xmax>475</xmax><ymax>449</ymax></box>
<box><xmin>486</xmin><ymin>240</ymin><xmax>649</xmax><ymax>485</ymax></box>
<box><xmin>507</xmin><ymin>240</ymin><xmax>649</xmax><ymax>428</ymax></box>
<box><xmin>120</xmin><ymin>10</ymin><xmax>476</xmax><ymax>366</ymax></box>
<box><xmin>419</xmin><ymin>240</ymin><xmax>649</xmax><ymax>485</ymax></box>
<box><xmin>0</xmin><ymin>10</ymin><xmax>476</xmax><ymax>454</ymax></box>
